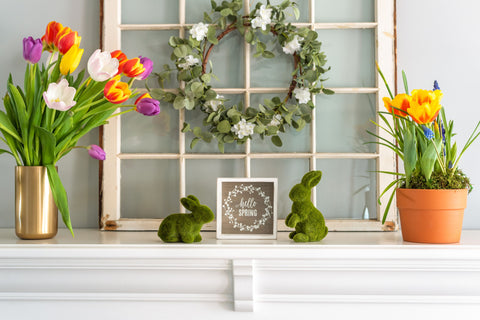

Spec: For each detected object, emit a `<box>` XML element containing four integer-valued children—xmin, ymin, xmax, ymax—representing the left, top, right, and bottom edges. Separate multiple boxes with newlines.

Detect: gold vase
<box><xmin>15</xmin><ymin>166</ymin><xmax>58</xmax><ymax>240</ymax></box>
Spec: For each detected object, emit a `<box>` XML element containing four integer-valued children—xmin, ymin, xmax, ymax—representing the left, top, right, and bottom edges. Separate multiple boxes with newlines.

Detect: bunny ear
<box><xmin>187</xmin><ymin>195</ymin><xmax>200</xmax><ymax>204</ymax></box>
<box><xmin>180</xmin><ymin>197</ymin><xmax>197</xmax><ymax>211</ymax></box>
<box><xmin>301</xmin><ymin>170</ymin><xmax>322</xmax><ymax>188</ymax></box>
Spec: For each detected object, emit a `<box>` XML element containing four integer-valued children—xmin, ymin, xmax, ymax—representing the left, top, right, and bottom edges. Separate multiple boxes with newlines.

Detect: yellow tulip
<box><xmin>60</xmin><ymin>44</ymin><xmax>84</xmax><ymax>75</ymax></box>
<box><xmin>407</xmin><ymin>89</ymin><xmax>443</xmax><ymax>124</ymax></box>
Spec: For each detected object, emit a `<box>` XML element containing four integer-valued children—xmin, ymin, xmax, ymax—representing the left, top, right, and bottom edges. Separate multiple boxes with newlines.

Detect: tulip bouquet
<box><xmin>0</xmin><ymin>21</ymin><xmax>160</xmax><ymax>235</ymax></box>
<box><xmin>370</xmin><ymin>69</ymin><xmax>480</xmax><ymax>222</ymax></box>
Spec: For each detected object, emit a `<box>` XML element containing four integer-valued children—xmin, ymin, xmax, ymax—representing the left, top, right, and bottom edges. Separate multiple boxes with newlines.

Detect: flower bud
<box><xmin>23</xmin><ymin>37</ymin><xmax>43</xmax><ymax>64</ymax></box>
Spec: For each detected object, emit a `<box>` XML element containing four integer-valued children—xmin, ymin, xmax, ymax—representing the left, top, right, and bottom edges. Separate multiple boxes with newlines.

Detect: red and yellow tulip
<box><xmin>407</xmin><ymin>89</ymin><xmax>443</xmax><ymax>124</ymax></box>
<box><xmin>58</xmin><ymin>31</ymin><xmax>81</xmax><ymax>55</ymax></box>
<box><xmin>111</xmin><ymin>50</ymin><xmax>128</xmax><ymax>75</ymax></box>
<box><xmin>42</xmin><ymin>21</ymin><xmax>65</xmax><ymax>52</ymax></box>
<box><xmin>104</xmin><ymin>76</ymin><xmax>131</xmax><ymax>104</ymax></box>
<box><xmin>122</xmin><ymin>57</ymin><xmax>145</xmax><ymax>78</ymax></box>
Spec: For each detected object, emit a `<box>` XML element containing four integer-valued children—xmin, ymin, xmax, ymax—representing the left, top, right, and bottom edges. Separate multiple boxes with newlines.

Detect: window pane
<box><xmin>185</xmin><ymin>0</ymin><xmax>219</xmax><ymax>24</ymax></box>
<box><xmin>121</xmin><ymin>160</ymin><xmax>180</xmax><ymax>218</ymax></box>
<box><xmin>184</xmin><ymin>94</ymin><xmax>245</xmax><ymax>154</ymax></box>
<box><xmin>122</xmin><ymin>0</ymin><xmax>179</xmax><ymax>24</ymax></box>
<box><xmin>252</xmin><ymin>0</ymin><xmax>309</xmax><ymax>23</ymax></box>
<box><xmin>121</xmin><ymin>101</ymin><xmax>179</xmax><ymax>153</ymax></box>
<box><xmin>315</xmin><ymin>29</ymin><xmax>375</xmax><ymax>87</ymax></box>
<box><xmin>251</xmin><ymin>158</ymin><xmax>310</xmax><ymax>219</ymax></box>
<box><xmin>316</xmin><ymin>159</ymin><xmax>376</xmax><ymax>220</ymax></box>
<box><xmin>315</xmin><ymin>94</ymin><xmax>376</xmax><ymax>153</ymax></box>
<box><xmin>208</xmin><ymin>31</ymin><xmax>245</xmax><ymax>88</ymax></box>
<box><xmin>249</xmin><ymin>93</ymin><xmax>311</xmax><ymax>153</ymax></box>
<box><xmin>315</xmin><ymin>0</ymin><xmax>375</xmax><ymax>22</ymax></box>
<box><xmin>250</xmin><ymin>34</ymin><xmax>296</xmax><ymax>88</ymax></box>
<box><xmin>186</xmin><ymin>159</ymin><xmax>245</xmax><ymax>216</ymax></box>
<box><xmin>121</xmin><ymin>30</ymin><xmax>179</xmax><ymax>89</ymax></box>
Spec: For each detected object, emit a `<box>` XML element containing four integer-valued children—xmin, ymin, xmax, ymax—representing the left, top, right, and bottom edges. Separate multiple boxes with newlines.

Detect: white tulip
<box><xmin>43</xmin><ymin>79</ymin><xmax>77</xmax><ymax>111</ymax></box>
<box><xmin>87</xmin><ymin>49</ymin><xmax>119</xmax><ymax>82</ymax></box>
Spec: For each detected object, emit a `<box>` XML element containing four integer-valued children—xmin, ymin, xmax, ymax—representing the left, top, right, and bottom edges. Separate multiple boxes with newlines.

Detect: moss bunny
<box><xmin>158</xmin><ymin>195</ymin><xmax>214</xmax><ymax>243</ymax></box>
<box><xmin>285</xmin><ymin>171</ymin><xmax>328</xmax><ymax>242</ymax></box>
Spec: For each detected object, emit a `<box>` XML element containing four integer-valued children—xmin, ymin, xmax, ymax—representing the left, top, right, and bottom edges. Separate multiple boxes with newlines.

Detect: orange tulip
<box><xmin>407</xmin><ymin>89</ymin><xmax>443</xmax><ymax>124</ymax></box>
<box><xmin>122</xmin><ymin>57</ymin><xmax>145</xmax><ymax>78</ymax></box>
<box><xmin>383</xmin><ymin>93</ymin><xmax>411</xmax><ymax>117</ymax></box>
<box><xmin>104</xmin><ymin>76</ymin><xmax>131</xmax><ymax>104</ymax></box>
<box><xmin>58</xmin><ymin>31</ymin><xmax>81</xmax><ymax>55</ymax></box>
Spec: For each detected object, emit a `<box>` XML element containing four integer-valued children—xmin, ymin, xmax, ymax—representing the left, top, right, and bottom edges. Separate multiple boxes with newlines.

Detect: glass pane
<box><xmin>251</xmin><ymin>158</ymin><xmax>310</xmax><ymax>219</ymax></box>
<box><xmin>185</xmin><ymin>94</ymin><xmax>245</xmax><ymax>154</ymax></box>
<box><xmin>185</xmin><ymin>0</ymin><xmax>216</xmax><ymax>24</ymax></box>
<box><xmin>315</xmin><ymin>0</ymin><xmax>375</xmax><ymax>22</ymax></box>
<box><xmin>121</xmin><ymin>100</ymin><xmax>179</xmax><ymax>153</ymax></box>
<box><xmin>122</xmin><ymin>0</ymin><xmax>179</xmax><ymax>24</ymax></box>
<box><xmin>121</xmin><ymin>30</ymin><xmax>179</xmax><ymax>89</ymax></box>
<box><xmin>121</xmin><ymin>160</ymin><xmax>180</xmax><ymax>218</ymax></box>
<box><xmin>186</xmin><ymin>159</ymin><xmax>245</xmax><ymax>216</ymax></box>
<box><xmin>249</xmin><ymin>94</ymin><xmax>311</xmax><ymax>153</ymax></box>
<box><xmin>250</xmin><ymin>33</ymin><xmax>296</xmax><ymax>88</ymax></box>
<box><xmin>252</xmin><ymin>0</ymin><xmax>309</xmax><ymax>23</ymax></box>
<box><xmin>315</xmin><ymin>94</ymin><xmax>376</xmax><ymax>153</ymax></box>
<box><xmin>315</xmin><ymin>29</ymin><xmax>375</xmax><ymax>87</ymax></box>
<box><xmin>208</xmin><ymin>31</ymin><xmax>245</xmax><ymax>88</ymax></box>
<box><xmin>316</xmin><ymin>159</ymin><xmax>376</xmax><ymax>220</ymax></box>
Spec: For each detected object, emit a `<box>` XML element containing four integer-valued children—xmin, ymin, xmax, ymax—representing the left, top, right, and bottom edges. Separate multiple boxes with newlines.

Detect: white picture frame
<box><xmin>217</xmin><ymin>178</ymin><xmax>278</xmax><ymax>239</ymax></box>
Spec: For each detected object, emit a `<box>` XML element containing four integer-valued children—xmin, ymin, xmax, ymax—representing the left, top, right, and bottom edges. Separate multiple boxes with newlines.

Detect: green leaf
<box><xmin>46</xmin><ymin>164</ymin><xmax>73</xmax><ymax>236</ymax></box>
<box><xmin>205</xmin><ymin>89</ymin><xmax>217</xmax><ymax>101</ymax></box>
<box><xmin>292</xmin><ymin>6</ymin><xmax>300</xmax><ymax>20</ymax></box>
<box><xmin>207</xmin><ymin>25</ymin><xmax>218</xmax><ymax>44</ymax></box>
<box><xmin>218</xmin><ymin>141</ymin><xmax>225</xmax><ymax>153</ymax></box>
<box><xmin>271</xmin><ymin>135</ymin><xmax>283</xmax><ymax>147</ymax></box>
<box><xmin>181</xmin><ymin>122</ymin><xmax>191</xmax><ymax>133</ymax></box>
<box><xmin>173</xmin><ymin>45</ymin><xmax>188</xmax><ymax>58</ymax></box>
<box><xmin>201</xmin><ymin>73</ymin><xmax>211</xmax><ymax>83</ymax></box>
<box><xmin>262</xmin><ymin>51</ymin><xmax>275</xmax><ymax>59</ymax></box>
<box><xmin>220</xmin><ymin>8</ymin><xmax>233</xmax><ymax>16</ymax></box>
<box><xmin>190</xmin><ymin>137</ymin><xmax>200</xmax><ymax>149</ymax></box>
<box><xmin>322</xmin><ymin>88</ymin><xmax>335</xmax><ymax>95</ymax></box>
<box><xmin>173</xmin><ymin>96</ymin><xmax>186</xmax><ymax>109</ymax></box>
<box><xmin>0</xmin><ymin>110</ymin><xmax>21</xmax><ymax>142</ymax></box>
<box><xmin>245</xmin><ymin>29</ymin><xmax>254</xmax><ymax>43</ymax></box>
<box><xmin>0</xmin><ymin>149</ymin><xmax>13</xmax><ymax>156</ymax></box>
<box><xmin>191</xmin><ymin>82</ymin><xmax>204</xmax><ymax>98</ymax></box>
<box><xmin>402</xmin><ymin>70</ymin><xmax>409</xmax><ymax>95</ymax></box>
<box><xmin>420</xmin><ymin>142</ymin><xmax>438</xmax><ymax>181</ymax></box>
<box><xmin>35</xmin><ymin>127</ymin><xmax>56</xmax><ymax>165</ymax></box>
<box><xmin>217</xmin><ymin>120</ymin><xmax>231</xmax><ymax>133</ymax></box>
<box><xmin>403</xmin><ymin>123</ymin><xmax>417</xmax><ymax>186</ymax></box>
<box><xmin>193</xmin><ymin>126</ymin><xmax>203</xmax><ymax>137</ymax></box>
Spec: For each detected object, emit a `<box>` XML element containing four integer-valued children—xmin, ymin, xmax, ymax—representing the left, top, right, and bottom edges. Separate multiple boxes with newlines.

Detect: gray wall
<box><xmin>1</xmin><ymin>0</ymin><xmax>480</xmax><ymax>229</ymax></box>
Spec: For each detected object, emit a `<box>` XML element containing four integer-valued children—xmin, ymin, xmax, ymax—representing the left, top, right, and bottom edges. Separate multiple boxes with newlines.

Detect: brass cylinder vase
<box><xmin>15</xmin><ymin>166</ymin><xmax>58</xmax><ymax>240</ymax></box>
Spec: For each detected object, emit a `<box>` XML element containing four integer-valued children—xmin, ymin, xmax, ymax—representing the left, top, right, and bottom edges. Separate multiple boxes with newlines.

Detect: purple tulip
<box><xmin>137</xmin><ymin>56</ymin><xmax>153</xmax><ymax>80</ymax></box>
<box><xmin>136</xmin><ymin>98</ymin><xmax>160</xmax><ymax>116</ymax></box>
<box><xmin>88</xmin><ymin>145</ymin><xmax>106</xmax><ymax>160</ymax></box>
<box><xmin>23</xmin><ymin>37</ymin><xmax>43</xmax><ymax>64</ymax></box>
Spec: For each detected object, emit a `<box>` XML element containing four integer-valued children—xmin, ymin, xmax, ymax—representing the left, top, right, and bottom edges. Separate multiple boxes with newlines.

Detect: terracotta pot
<box><xmin>396</xmin><ymin>188</ymin><xmax>467</xmax><ymax>244</ymax></box>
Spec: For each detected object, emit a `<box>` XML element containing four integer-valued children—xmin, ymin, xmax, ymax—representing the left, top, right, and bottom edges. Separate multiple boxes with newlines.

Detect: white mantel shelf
<box><xmin>1</xmin><ymin>229</ymin><xmax>480</xmax><ymax>320</ymax></box>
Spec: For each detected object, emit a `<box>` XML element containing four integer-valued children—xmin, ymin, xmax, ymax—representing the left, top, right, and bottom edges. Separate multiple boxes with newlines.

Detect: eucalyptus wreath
<box><xmin>151</xmin><ymin>0</ymin><xmax>332</xmax><ymax>152</ymax></box>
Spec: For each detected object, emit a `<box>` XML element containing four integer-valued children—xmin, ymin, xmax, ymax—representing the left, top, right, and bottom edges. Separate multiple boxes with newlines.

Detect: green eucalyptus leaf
<box><xmin>262</xmin><ymin>51</ymin><xmax>275</xmax><ymax>59</ymax></box>
<box><xmin>173</xmin><ymin>45</ymin><xmax>188</xmax><ymax>58</ymax></box>
<box><xmin>223</xmin><ymin>134</ymin><xmax>235</xmax><ymax>143</ymax></box>
<box><xmin>271</xmin><ymin>135</ymin><xmax>283</xmax><ymax>147</ymax></box>
<box><xmin>292</xmin><ymin>6</ymin><xmax>300</xmax><ymax>20</ymax></box>
<box><xmin>193</xmin><ymin>126</ymin><xmax>203</xmax><ymax>137</ymax></box>
<box><xmin>217</xmin><ymin>120</ymin><xmax>232</xmax><ymax>133</ymax></box>
<box><xmin>191</xmin><ymin>82</ymin><xmax>204</xmax><ymax>98</ymax></box>
<box><xmin>207</xmin><ymin>25</ymin><xmax>218</xmax><ymax>44</ymax></box>
<box><xmin>322</xmin><ymin>88</ymin><xmax>335</xmax><ymax>95</ymax></box>
<box><xmin>205</xmin><ymin>89</ymin><xmax>217</xmax><ymax>100</ymax></box>
<box><xmin>190</xmin><ymin>137</ymin><xmax>200</xmax><ymax>149</ymax></box>
<box><xmin>173</xmin><ymin>96</ymin><xmax>186</xmax><ymax>109</ymax></box>
<box><xmin>245</xmin><ymin>29</ymin><xmax>254</xmax><ymax>43</ymax></box>
<box><xmin>181</xmin><ymin>122</ymin><xmax>192</xmax><ymax>133</ymax></box>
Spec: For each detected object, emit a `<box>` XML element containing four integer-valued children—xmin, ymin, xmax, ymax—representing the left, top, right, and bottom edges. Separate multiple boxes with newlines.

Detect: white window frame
<box><xmin>100</xmin><ymin>0</ymin><xmax>397</xmax><ymax>232</ymax></box>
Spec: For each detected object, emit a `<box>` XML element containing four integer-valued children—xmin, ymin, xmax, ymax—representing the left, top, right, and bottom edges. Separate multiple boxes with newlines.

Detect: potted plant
<box><xmin>0</xmin><ymin>21</ymin><xmax>160</xmax><ymax>239</ymax></box>
<box><xmin>370</xmin><ymin>68</ymin><xmax>480</xmax><ymax>243</ymax></box>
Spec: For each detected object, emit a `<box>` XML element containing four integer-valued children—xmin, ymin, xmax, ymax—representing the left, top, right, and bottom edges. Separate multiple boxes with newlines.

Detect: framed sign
<box><xmin>217</xmin><ymin>178</ymin><xmax>278</xmax><ymax>239</ymax></box>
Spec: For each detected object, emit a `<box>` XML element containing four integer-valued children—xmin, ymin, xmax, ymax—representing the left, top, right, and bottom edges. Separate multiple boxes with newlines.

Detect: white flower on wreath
<box><xmin>293</xmin><ymin>87</ymin><xmax>311</xmax><ymax>104</ymax></box>
<box><xmin>178</xmin><ymin>55</ymin><xmax>200</xmax><ymax>70</ymax></box>
<box><xmin>205</xmin><ymin>94</ymin><xmax>224</xmax><ymax>111</ymax></box>
<box><xmin>282</xmin><ymin>35</ymin><xmax>304</xmax><ymax>55</ymax></box>
<box><xmin>190</xmin><ymin>22</ymin><xmax>209</xmax><ymax>41</ymax></box>
<box><xmin>251</xmin><ymin>5</ymin><xmax>272</xmax><ymax>31</ymax></box>
<box><xmin>231</xmin><ymin>118</ymin><xmax>255</xmax><ymax>139</ymax></box>
<box><xmin>268</xmin><ymin>114</ymin><xmax>282</xmax><ymax>126</ymax></box>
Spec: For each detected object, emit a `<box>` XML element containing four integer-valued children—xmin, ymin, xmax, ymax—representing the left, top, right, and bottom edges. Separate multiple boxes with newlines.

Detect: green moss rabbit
<box><xmin>158</xmin><ymin>195</ymin><xmax>214</xmax><ymax>243</ymax></box>
<box><xmin>285</xmin><ymin>171</ymin><xmax>328</xmax><ymax>242</ymax></box>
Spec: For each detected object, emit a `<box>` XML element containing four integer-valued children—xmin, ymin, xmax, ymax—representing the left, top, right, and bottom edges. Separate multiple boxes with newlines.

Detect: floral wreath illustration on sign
<box><xmin>151</xmin><ymin>0</ymin><xmax>332</xmax><ymax>152</ymax></box>
<box><xmin>223</xmin><ymin>184</ymin><xmax>273</xmax><ymax>232</ymax></box>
